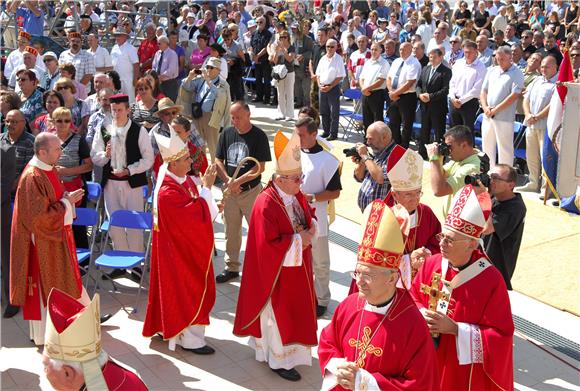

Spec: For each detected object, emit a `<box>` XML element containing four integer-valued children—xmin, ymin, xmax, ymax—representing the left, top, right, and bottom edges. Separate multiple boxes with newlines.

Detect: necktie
<box><xmin>392</xmin><ymin>60</ymin><xmax>404</xmax><ymax>90</ymax></box>
<box><xmin>156</xmin><ymin>50</ymin><xmax>164</xmax><ymax>74</ymax></box>
<box><xmin>428</xmin><ymin>66</ymin><xmax>436</xmax><ymax>84</ymax></box>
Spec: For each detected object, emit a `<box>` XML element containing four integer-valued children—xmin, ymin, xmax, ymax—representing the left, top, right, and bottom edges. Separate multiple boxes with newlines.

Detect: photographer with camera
<box><xmin>351</xmin><ymin>121</ymin><xmax>396</xmax><ymax>212</ymax></box>
<box><xmin>476</xmin><ymin>164</ymin><xmax>527</xmax><ymax>290</ymax></box>
<box><xmin>427</xmin><ymin>125</ymin><xmax>481</xmax><ymax>214</ymax></box>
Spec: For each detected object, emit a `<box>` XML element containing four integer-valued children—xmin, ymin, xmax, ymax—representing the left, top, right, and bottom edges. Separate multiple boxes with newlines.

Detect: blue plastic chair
<box><xmin>513</xmin><ymin>121</ymin><xmax>527</xmax><ymax>160</ymax></box>
<box><xmin>340</xmin><ymin>89</ymin><xmax>364</xmax><ymax>139</ymax></box>
<box><xmin>92</xmin><ymin>210</ymin><xmax>153</xmax><ymax>313</ymax></box>
<box><xmin>72</xmin><ymin>208</ymin><xmax>99</xmax><ymax>285</ymax></box>
<box><xmin>86</xmin><ymin>181</ymin><xmax>102</xmax><ymax>203</ymax></box>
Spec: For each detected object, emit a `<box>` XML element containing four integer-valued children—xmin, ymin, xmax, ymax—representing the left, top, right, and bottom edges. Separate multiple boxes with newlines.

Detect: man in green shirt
<box><xmin>427</xmin><ymin>125</ymin><xmax>481</xmax><ymax>215</ymax></box>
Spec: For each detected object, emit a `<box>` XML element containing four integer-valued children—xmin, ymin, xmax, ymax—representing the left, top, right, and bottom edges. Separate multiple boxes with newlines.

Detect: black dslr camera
<box><xmin>343</xmin><ymin>146</ymin><xmax>361</xmax><ymax>160</ymax></box>
<box><xmin>437</xmin><ymin>142</ymin><xmax>451</xmax><ymax>157</ymax></box>
<box><xmin>464</xmin><ymin>152</ymin><xmax>491</xmax><ymax>188</ymax></box>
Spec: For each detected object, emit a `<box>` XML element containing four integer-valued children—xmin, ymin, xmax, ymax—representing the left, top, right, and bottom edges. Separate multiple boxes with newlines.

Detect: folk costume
<box><xmin>318</xmin><ymin>199</ymin><xmax>440</xmax><ymax>390</ymax></box>
<box><xmin>143</xmin><ymin>129</ymin><xmax>218</xmax><ymax>351</ymax></box>
<box><xmin>410</xmin><ymin>185</ymin><xmax>514</xmax><ymax>391</ymax></box>
<box><xmin>10</xmin><ymin>155</ymin><xmax>84</xmax><ymax>345</ymax></box>
<box><xmin>233</xmin><ymin>131</ymin><xmax>318</xmax><ymax>370</ymax></box>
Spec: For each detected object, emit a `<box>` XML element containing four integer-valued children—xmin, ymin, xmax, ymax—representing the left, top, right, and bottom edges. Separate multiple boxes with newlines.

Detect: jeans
<box><xmin>319</xmin><ymin>85</ymin><xmax>341</xmax><ymax>137</ymax></box>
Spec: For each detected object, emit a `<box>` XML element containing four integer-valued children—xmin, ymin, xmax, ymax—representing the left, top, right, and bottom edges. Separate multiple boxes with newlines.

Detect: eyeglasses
<box><xmin>490</xmin><ymin>174</ymin><xmax>510</xmax><ymax>182</ymax></box>
<box><xmin>350</xmin><ymin>270</ymin><xmax>387</xmax><ymax>283</ymax></box>
<box><xmin>436</xmin><ymin>233</ymin><xmax>472</xmax><ymax>246</ymax></box>
<box><xmin>56</xmin><ymin>86</ymin><xmax>71</xmax><ymax>91</ymax></box>
<box><xmin>55</xmin><ymin>119</ymin><xmax>72</xmax><ymax>124</ymax></box>
<box><xmin>279</xmin><ymin>174</ymin><xmax>304</xmax><ymax>183</ymax></box>
<box><xmin>257</xmin><ymin>21</ymin><xmax>265</xmax><ymax>25</ymax></box>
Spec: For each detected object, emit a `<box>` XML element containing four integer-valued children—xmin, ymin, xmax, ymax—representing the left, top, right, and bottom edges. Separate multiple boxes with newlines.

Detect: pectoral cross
<box><xmin>28</xmin><ymin>276</ymin><xmax>37</xmax><ymax>296</ymax></box>
<box><xmin>420</xmin><ymin>272</ymin><xmax>450</xmax><ymax>338</ymax></box>
<box><xmin>348</xmin><ymin>326</ymin><xmax>384</xmax><ymax>368</ymax></box>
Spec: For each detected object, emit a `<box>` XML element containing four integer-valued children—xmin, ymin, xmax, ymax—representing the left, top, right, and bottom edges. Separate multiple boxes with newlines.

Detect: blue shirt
<box><xmin>356</xmin><ymin>142</ymin><xmax>396</xmax><ymax>212</ymax></box>
<box><xmin>183</xmin><ymin>77</ymin><xmax>220</xmax><ymax>113</ymax></box>
<box><xmin>16</xmin><ymin>7</ymin><xmax>44</xmax><ymax>36</ymax></box>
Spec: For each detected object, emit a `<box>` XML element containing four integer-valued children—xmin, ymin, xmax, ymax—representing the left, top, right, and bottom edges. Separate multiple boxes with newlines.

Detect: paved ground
<box><xmin>1</xmin><ymin>102</ymin><xmax>579</xmax><ymax>390</ymax></box>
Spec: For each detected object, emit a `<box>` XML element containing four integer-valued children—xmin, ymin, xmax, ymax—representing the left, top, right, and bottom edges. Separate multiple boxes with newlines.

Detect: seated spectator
<box><xmin>0</xmin><ymin>91</ymin><xmax>21</xmax><ymax>130</ymax></box>
<box><xmin>8</xmin><ymin>46</ymin><xmax>43</xmax><ymax>92</ymax></box>
<box><xmin>537</xmin><ymin>31</ymin><xmax>563</xmax><ymax>66</ymax></box>
<box><xmin>16</xmin><ymin>69</ymin><xmax>44</xmax><ymax>125</ymax></box>
<box><xmin>191</xmin><ymin>34</ymin><xmax>211</xmax><ymax>70</ymax></box>
<box><xmin>86</xmin><ymin>88</ymin><xmax>114</xmax><ymax>148</ymax></box>
<box><xmin>459</xmin><ymin>19</ymin><xmax>478</xmax><ymax>42</ymax></box>
<box><xmin>58</xmin><ymin>63</ymin><xmax>87</xmax><ymax>100</ymax></box>
<box><xmin>54</xmin><ymin>77</ymin><xmax>90</xmax><ymax>135</ymax></box>
<box><xmin>427</xmin><ymin>125</ymin><xmax>481</xmax><ymax>214</ymax></box>
<box><xmin>31</xmin><ymin>90</ymin><xmax>66</xmax><ymax>135</ymax></box>
<box><xmin>142</xmin><ymin>70</ymin><xmax>166</xmax><ymax>101</ymax></box>
<box><xmin>131</xmin><ymin>78</ymin><xmax>160</xmax><ymax>131</ymax></box>
<box><xmin>476</xmin><ymin>34</ymin><xmax>494</xmax><ymax>67</ymax></box>
<box><xmin>445</xmin><ymin>36</ymin><xmax>464</xmax><ymax>67</ymax></box>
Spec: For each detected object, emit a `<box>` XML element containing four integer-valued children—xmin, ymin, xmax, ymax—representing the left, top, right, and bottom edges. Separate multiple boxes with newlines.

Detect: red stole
<box><xmin>233</xmin><ymin>182</ymin><xmax>318</xmax><ymax>346</ymax></box>
<box><xmin>410</xmin><ymin>251</ymin><xmax>514</xmax><ymax>391</ymax></box>
<box><xmin>22</xmin><ymin>167</ymin><xmax>81</xmax><ymax>320</ymax></box>
<box><xmin>81</xmin><ymin>360</ymin><xmax>148</xmax><ymax>391</ymax></box>
<box><xmin>143</xmin><ymin>175</ymin><xmax>215</xmax><ymax>339</ymax></box>
<box><xmin>318</xmin><ymin>291</ymin><xmax>440</xmax><ymax>390</ymax></box>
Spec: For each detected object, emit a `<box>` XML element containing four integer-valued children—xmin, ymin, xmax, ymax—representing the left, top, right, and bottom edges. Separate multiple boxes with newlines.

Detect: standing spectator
<box><xmin>78</xmin><ymin>15</ymin><xmax>97</xmax><ymax>49</ymax></box>
<box><xmin>0</xmin><ymin>110</ymin><xmax>35</xmax><ymax>190</ymax></box>
<box><xmin>151</xmin><ymin>36</ymin><xmax>179</xmax><ymax>102</ymax></box>
<box><xmin>427</xmin><ymin>28</ymin><xmax>451</xmax><ymax>55</ymax></box>
<box><xmin>563</xmin><ymin>2</ymin><xmax>579</xmax><ymax>35</ymax></box>
<box><xmin>16</xmin><ymin>69</ymin><xmax>44</xmax><ymax>125</ymax></box>
<box><xmin>353</xmin><ymin>121</ymin><xmax>396</xmax><ymax>212</ymax></box>
<box><xmin>483</xmin><ymin>164</ymin><xmax>527</xmax><ymax>290</ymax></box>
<box><xmin>250</xmin><ymin>16</ymin><xmax>273</xmax><ymax>104</ymax></box>
<box><xmin>138</xmin><ymin>23</ymin><xmax>159</xmax><ymax>74</ymax></box>
<box><xmin>480</xmin><ymin>46</ymin><xmax>524</xmax><ymax>168</ymax></box>
<box><xmin>492</xmin><ymin>6</ymin><xmax>509</xmax><ymax>34</ymax></box>
<box><xmin>315</xmin><ymin>39</ymin><xmax>345</xmax><ymax>141</ymax></box>
<box><xmin>110</xmin><ymin>29</ymin><xmax>139</xmax><ymax>103</ymax></box>
<box><xmin>214</xmin><ymin>101</ymin><xmax>271</xmax><ymax>283</ymax></box>
<box><xmin>517</xmin><ymin>56</ymin><xmax>558</xmax><ymax>193</ymax></box>
<box><xmin>270</xmin><ymin>31</ymin><xmax>296</xmax><ymax>121</ymax></box>
<box><xmin>87</xmin><ymin>33</ymin><xmax>113</xmax><ymax>74</ymax></box>
<box><xmin>8</xmin><ymin>0</ymin><xmax>44</xmax><ymax>37</ymax></box>
<box><xmin>449</xmin><ymin>40</ymin><xmax>487</xmax><ymax>133</ymax></box>
<box><xmin>54</xmin><ymin>77</ymin><xmax>90</xmax><ymax>135</ymax></box>
<box><xmin>347</xmin><ymin>35</ymin><xmax>371</xmax><ymax>89</ymax></box>
<box><xmin>417</xmin><ymin>11</ymin><xmax>434</xmax><ymax>44</ymax></box>
<box><xmin>309</xmin><ymin>26</ymin><xmax>329</xmax><ymax>111</ymax></box>
<box><xmin>0</xmin><ymin>142</ymin><xmax>16</xmax><ymax>317</ymax></box>
<box><xmin>222</xmin><ymin>30</ymin><xmax>246</xmax><ymax>101</ymax></box>
<box><xmin>476</xmin><ymin>34</ymin><xmax>494</xmax><ymax>67</ymax></box>
<box><xmin>359</xmin><ymin>42</ymin><xmax>390</xmax><ymax>132</ymax></box>
<box><xmin>90</xmin><ymin>94</ymin><xmax>154</xmax><ymax>260</ymax></box>
<box><xmin>537</xmin><ymin>32</ymin><xmax>563</xmax><ymax>66</ymax></box>
<box><xmin>445</xmin><ymin>36</ymin><xmax>464</xmax><ymax>67</ymax></box>
<box><xmin>386</xmin><ymin>42</ymin><xmax>421</xmax><ymax>148</ymax></box>
<box><xmin>413</xmin><ymin>41</ymin><xmax>429</xmax><ymax>68</ymax></box>
<box><xmin>131</xmin><ymin>78</ymin><xmax>160</xmax><ymax>132</ymax></box>
<box><xmin>168</xmin><ymin>31</ymin><xmax>187</xmax><ymax>80</ymax></box>
<box><xmin>181</xmin><ymin>58</ymin><xmax>231</xmax><ymax>162</ymax></box>
<box><xmin>292</xmin><ymin>21</ymin><xmax>314</xmax><ymax>108</ymax></box>
<box><xmin>58</xmin><ymin>31</ymin><xmax>95</xmax><ymax>87</ymax></box>
<box><xmin>520</xmin><ymin>30</ymin><xmax>537</xmax><ymax>59</ymax></box>
<box><xmin>190</xmin><ymin>34</ymin><xmax>211</xmax><ymax>70</ymax></box>
<box><xmin>417</xmin><ymin>48</ymin><xmax>452</xmax><ymax>159</ymax></box>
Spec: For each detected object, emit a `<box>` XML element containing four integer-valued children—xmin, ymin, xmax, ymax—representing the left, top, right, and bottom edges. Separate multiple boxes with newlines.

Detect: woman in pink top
<box><xmin>190</xmin><ymin>34</ymin><xmax>211</xmax><ymax>69</ymax></box>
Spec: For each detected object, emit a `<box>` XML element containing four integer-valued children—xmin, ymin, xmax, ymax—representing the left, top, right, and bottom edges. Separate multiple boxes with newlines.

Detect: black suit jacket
<box><xmin>416</xmin><ymin>63</ymin><xmax>452</xmax><ymax>112</ymax></box>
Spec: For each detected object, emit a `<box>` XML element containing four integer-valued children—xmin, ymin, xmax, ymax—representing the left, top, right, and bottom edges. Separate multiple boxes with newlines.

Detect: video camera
<box><xmin>464</xmin><ymin>152</ymin><xmax>491</xmax><ymax>188</ymax></box>
<box><xmin>343</xmin><ymin>146</ymin><xmax>361</xmax><ymax>160</ymax></box>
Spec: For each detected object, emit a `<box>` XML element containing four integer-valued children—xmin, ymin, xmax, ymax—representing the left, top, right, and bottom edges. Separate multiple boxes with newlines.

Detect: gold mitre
<box><xmin>44</xmin><ymin>288</ymin><xmax>107</xmax><ymax>390</ymax></box>
<box><xmin>154</xmin><ymin>127</ymin><xmax>189</xmax><ymax>163</ymax></box>
<box><xmin>358</xmin><ymin>200</ymin><xmax>407</xmax><ymax>269</ymax></box>
<box><xmin>274</xmin><ymin>131</ymin><xmax>301</xmax><ymax>176</ymax></box>
<box><xmin>386</xmin><ymin>144</ymin><xmax>423</xmax><ymax>191</ymax></box>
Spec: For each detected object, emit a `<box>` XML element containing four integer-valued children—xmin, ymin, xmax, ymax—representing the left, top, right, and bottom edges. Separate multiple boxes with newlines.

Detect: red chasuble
<box><xmin>81</xmin><ymin>360</ymin><xmax>148</xmax><ymax>391</ymax></box>
<box><xmin>410</xmin><ymin>251</ymin><xmax>514</xmax><ymax>391</ymax></box>
<box><xmin>318</xmin><ymin>290</ymin><xmax>440</xmax><ymax>390</ymax></box>
<box><xmin>142</xmin><ymin>175</ymin><xmax>215</xmax><ymax>339</ymax></box>
<box><xmin>349</xmin><ymin>203</ymin><xmax>441</xmax><ymax>295</ymax></box>
<box><xmin>11</xmin><ymin>163</ymin><xmax>82</xmax><ymax>319</ymax></box>
<box><xmin>233</xmin><ymin>182</ymin><xmax>318</xmax><ymax>346</ymax></box>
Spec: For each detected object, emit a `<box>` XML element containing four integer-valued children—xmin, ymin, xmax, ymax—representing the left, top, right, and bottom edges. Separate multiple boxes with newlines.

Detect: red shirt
<box><xmin>138</xmin><ymin>38</ymin><xmax>159</xmax><ymax>72</ymax></box>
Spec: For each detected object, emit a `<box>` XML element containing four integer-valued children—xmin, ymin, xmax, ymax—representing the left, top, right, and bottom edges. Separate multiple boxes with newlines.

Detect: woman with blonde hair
<box><xmin>54</xmin><ymin>77</ymin><xmax>90</xmax><ymax>135</ymax></box>
<box><xmin>269</xmin><ymin>30</ymin><xmax>296</xmax><ymax>121</ymax></box>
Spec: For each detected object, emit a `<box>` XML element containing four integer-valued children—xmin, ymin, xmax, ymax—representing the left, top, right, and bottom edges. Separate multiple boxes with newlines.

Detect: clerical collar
<box><xmin>301</xmin><ymin>142</ymin><xmax>323</xmax><ymax>154</ymax></box>
<box><xmin>364</xmin><ymin>293</ymin><xmax>396</xmax><ymax>315</ymax></box>
<box><xmin>28</xmin><ymin>156</ymin><xmax>53</xmax><ymax>171</ymax></box>
<box><xmin>273</xmin><ymin>183</ymin><xmax>294</xmax><ymax>206</ymax></box>
<box><xmin>166</xmin><ymin>170</ymin><xmax>187</xmax><ymax>184</ymax></box>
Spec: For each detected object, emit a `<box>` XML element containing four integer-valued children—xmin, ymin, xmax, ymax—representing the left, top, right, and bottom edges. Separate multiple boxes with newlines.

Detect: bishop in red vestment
<box><xmin>233</xmin><ymin>131</ymin><xmax>318</xmax><ymax>382</ymax></box>
<box><xmin>143</xmin><ymin>128</ymin><xmax>219</xmax><ymax>354</ymax></box>
<box><xmin>10</xmin><ymin>133</ymin><xmax>84</xmax><ymax>345</ymax></box>
<box><xmin>410</xmin><ymin>185</ymin><xmax>514</xmax><ymax>391</ymax></box>
<box><xmin>319</xmin><ymin>200</ymin><xmax>440</xmax><ymax>390</ymax></box>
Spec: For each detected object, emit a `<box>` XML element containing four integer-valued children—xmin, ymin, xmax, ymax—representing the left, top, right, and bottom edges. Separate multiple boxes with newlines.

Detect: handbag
<box><xmin>191</xmin><ymin>85</ymin><xmax>213</xmax><ymax>119</ymax></box>
<box><xmin>271</xmin><ymin>64</ymin><xmax>288</xmax><ymax>81</ymax></box>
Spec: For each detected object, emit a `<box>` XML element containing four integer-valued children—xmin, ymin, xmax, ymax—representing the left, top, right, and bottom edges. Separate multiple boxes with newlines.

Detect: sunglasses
<box><xmin>205</xmin><ymin>65</ymin><xmax>215</xmax><ymax>70</ymax></box>
<box><xmin>17</xmin><ymin>78</ymin><xmax>30</xmax><ymax>82</ymax></box>
<box><xmin>326</xmin><ymin>45</ymin><xmax>336</xmax><ymax>48</ymax></box>
<box><xmin>161</xmin><ymin>110</ymin><xmax>178</xmax><ymax>116</ymax></box>
<box><xmin>43</xmin><ymin>58</ymin><xmax>55</xmax><ymax>63</ymax></box>
<box><xmin>56</xmin><ymin>86</ymin><xmax>71</xmax><ymax>91</ymax></box>
<box><xmin>137</xmin><ymin>87</ymin><xmax>150</xmax><ymax>91</ymax></box>
<box><xmin>55</xmin><ymin>119</ymin><xmax>72</xmax><ymax>124</ymax></box>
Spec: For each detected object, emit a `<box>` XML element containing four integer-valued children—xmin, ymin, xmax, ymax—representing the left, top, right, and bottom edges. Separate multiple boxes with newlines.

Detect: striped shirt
<box><xmin>0</xmin><ymin>131</ymin><xmax>35</xmax><ymax>178</ymax></box>
<box><xmin>58</xmin><ymin>49</ymin><xmax>96</xmax><ymax>83</ymax></box>
<box><xmin>356</xmin><ymin>142</ymin><xmax>396</xmax><ymax>212</ymax></box>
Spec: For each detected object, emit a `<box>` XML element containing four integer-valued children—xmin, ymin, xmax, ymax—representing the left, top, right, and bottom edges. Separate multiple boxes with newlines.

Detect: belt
<box><xmin>240</xmin><ymin>182</ymin><xmax>259</xmax><ymax>194</ymax></box>
<box><xmin>108</xmin><ymin>174</ymin><xmax>129</xmax><ymax>181</ymax></box>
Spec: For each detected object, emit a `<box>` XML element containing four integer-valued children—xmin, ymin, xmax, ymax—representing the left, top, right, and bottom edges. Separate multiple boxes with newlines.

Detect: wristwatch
<box><xmin>361</xmin><ymin>155</ymin><xmax>371</xmax><ymax>164</ymax></box>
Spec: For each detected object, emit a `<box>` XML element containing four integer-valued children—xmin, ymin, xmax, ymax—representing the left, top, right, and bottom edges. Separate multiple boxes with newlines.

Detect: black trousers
<box><xmin>450</xmin><ymin>98</ymin><xmax>479</xmax><ymax>134</ymax></box>
<box><xmin>418</xmin><ymin>105</ymin><xmax>447</xmax><ymax>159</ymax></box>
<box><xmin>228</xmin><ymin>74</ymin><xmax>245</xmax><ymax>101</ymax></box>
<box><xmin>362</xmin><ymin>89</ymin><xmax>386</xmax><ymax>133</ymax></box>
<box><xmin>387</xmin><ymin>92</ymin><xmax>417</xmax><ymax>148</ymax></box>
<box><xmin>254</xmin><ymin>62</ymin><xmax>272</xmax><ymax>102</ymax></box>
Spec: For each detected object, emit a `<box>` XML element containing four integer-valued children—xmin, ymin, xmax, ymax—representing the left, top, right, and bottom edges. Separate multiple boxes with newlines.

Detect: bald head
<box><xmin>399</xmin><ymin>42</ymin><xmax>413</xmax><ymax>59</ymax></box>
<box><xmin>34</xmin><ymin>132</ymin><xmax>58</xmax><ymax>155</ymax></box>
<box><xmin>541</xmin><ymin>55</ymin><xmax>558</xmax><ymax>79</ymax></box>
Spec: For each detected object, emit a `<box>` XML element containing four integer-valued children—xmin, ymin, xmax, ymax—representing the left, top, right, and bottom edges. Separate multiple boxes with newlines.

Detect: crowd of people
<box><xmin>0</xmin><ymin>0</ymin><xmax>578</xmax><ymax>390</ymax></box>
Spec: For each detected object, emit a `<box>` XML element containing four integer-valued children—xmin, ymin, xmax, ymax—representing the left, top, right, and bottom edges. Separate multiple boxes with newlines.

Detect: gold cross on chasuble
<box><xmin>420</xmin><ymin>272</ymin><xmax>451</xmax><ymax>337</ymax></box>
<box><xmin>348</xmin><ymin>326</ymin><xmax>384</xmax><ymax>368</ymax></box>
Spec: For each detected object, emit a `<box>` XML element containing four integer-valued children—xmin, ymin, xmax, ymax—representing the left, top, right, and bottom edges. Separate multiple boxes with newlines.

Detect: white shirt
<box><xmin>360</xmin><ymin>57</ymin><xmax>390</xmax><ymax>90</ymax></box>
<box><xmin>88</xmin><ymin>45</ymin><xmax>113</xmax><ymax>70</ymax></box>
<box><xmin>387</xmin><ymin>55</ymin><xmax>421</xmax><ymax>93</ymax></box>
<box><xmin>3</xmin><ymin>49</ymin><xmax>45</xmax><ymax>78</ymax></box>
<box><xmin>427</xmin><ymin>37</ymin><xmax>451</xmax><ymax>55</ymax></box>
<box><xmin>316</xmin><ymin>53</ymin><xmax>346</xmax><ymax>86</ymax></box>
<box><xmin>524</xmin><ymin>74</ymin><xmax>557</xmax><ymax>129</ymax></box>
<box><xmin>448</xmin><ymin>57</ymin><xmax>487</xmax><ymax>104</ymax></box>
<box><xmin>110</xmin><ymin>41</ymin><xmax>139</xmax><ymax>80</ymax></box>
<box><xmin>339</xmin><ymin>29</ymin><xmax>361</xmax><ymax>52</ymax></box>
